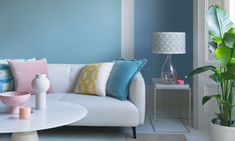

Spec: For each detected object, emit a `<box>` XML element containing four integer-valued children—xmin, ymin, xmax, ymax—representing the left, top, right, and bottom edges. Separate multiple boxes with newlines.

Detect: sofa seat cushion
<box><xmin>59</xmin><ymin>93</ymin><xmax>139</xmax><ymax>127</ymax></box>
<box><xmin>24</xmin><ymin>94</ymin><xmax>66</xmax><ymax>107</ymax></box>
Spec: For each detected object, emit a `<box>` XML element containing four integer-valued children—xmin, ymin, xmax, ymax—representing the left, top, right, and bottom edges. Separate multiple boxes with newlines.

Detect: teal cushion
<box><xmin>106</xmin><ymin>59</ymin><xmax>147</xmax><ymax>100</ymax></box>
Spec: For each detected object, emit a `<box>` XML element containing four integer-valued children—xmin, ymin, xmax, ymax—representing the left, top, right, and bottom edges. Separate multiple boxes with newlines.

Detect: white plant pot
<box><xmin>211</xmin><ymin>121</ymin><xmax>235</xmax><ymax>141</ymax></box>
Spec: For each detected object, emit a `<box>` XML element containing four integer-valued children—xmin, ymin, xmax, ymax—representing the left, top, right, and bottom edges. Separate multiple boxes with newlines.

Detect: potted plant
<box><xmin>187</xmin><ymin>5</ymin><xmax>235</xmax><ymax>141</ymax></box>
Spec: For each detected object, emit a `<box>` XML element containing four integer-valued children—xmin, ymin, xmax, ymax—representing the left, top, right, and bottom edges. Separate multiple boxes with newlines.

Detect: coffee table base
<box><xmin>12</xmin><ymin>131</ymin><xmax>38</xmax><ymax>141</ymax></box>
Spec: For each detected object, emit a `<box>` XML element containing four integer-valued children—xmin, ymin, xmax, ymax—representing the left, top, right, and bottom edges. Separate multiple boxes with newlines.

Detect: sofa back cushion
<box><xmin>8</xmin><ymin>59</ymin><xmax>51</xmax><ymax>93</ymax></box>
<box><xmin>48</xmin><ymin>64</ymin><xmax>84</xmax><ymax>93</ymax></box>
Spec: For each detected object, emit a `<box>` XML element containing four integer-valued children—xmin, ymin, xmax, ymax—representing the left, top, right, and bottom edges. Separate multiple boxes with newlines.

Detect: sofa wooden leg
<box><xmin>131</xmin><ymin>127</ymin><xmax>136</xmax><ymax>139</ymax></box>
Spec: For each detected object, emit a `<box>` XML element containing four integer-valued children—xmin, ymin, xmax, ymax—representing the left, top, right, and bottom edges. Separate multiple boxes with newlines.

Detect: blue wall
<box><xmin>0</xmin><ymin>0</ymin><xmax>193</xmax><ymax>84</ymax></box>
<box><xmin>0</xmin><ymin>0</ymin><xmax>121</xmax><ymax>64</ymax></box>
<box><xmin>135</xmin><ymin>0</ymin><xmax>193</xmax><ymax>84</ymax></box>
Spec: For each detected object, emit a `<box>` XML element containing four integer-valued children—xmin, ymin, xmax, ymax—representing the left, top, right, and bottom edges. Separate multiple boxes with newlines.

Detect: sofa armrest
<box><xmin>129</xmin><ymin>72</ymin><xmax>145</xmax><ymax>125</ymax></box>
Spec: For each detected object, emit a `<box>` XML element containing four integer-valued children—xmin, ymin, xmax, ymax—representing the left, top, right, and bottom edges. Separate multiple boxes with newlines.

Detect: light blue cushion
<box><xmin>0</xmin><ymin>58</ymin><xmax>35</xmax><ymax>93</ymax></box>
<box><xmin>106</xmin><ymin>59</ymin><xmax>147</xmax><ymax>100</ymax></box>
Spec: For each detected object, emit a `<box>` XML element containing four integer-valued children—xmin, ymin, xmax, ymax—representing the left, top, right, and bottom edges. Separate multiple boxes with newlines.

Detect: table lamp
<box><xmin>152</xmin><ymin>32</ymin><xmax>186</xmax><ymax>84</ymax></box>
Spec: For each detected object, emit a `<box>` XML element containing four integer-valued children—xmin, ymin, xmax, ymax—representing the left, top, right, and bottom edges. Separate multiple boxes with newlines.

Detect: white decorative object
<box><xmin>152</xmin><ymin>32</ymin><xmax>186</xmax><ymax>84</ymax></box>
<box><xmin>31</xmin><ymin>73</ymin><xmax>50</xmax><ymax>110</ymax></box>
<box><xmin>211</xmin><ymin>122</ymin><xmax>235</xmax><ymax>141</ymax></box>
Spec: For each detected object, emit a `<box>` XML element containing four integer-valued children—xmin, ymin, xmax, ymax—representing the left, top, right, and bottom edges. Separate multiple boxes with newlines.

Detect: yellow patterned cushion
<box><xmin>74</xmin><ymin>62</ymin><xmax>114</xmax><ymax>96</ymax></box>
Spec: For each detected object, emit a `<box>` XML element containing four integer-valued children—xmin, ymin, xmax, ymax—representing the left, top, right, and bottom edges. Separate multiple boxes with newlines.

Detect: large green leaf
<box><xmin>221</xmin><ymin>72</ymin><xmax>235</xmax><ymax>80</ymax></box>
<box><xmin>231</xmin><ymin>51</ymin><xmax>235</xmax><ymax>64</ymax></box>
<box><xmin>186</xmin><ymin>66</ymin><xmax>219</xmax><ymax>78</ymax></box>
<box><xmin>223</xmin><ymin>28</ymin><xmax>235</xmax><ymax>64</ymax></box>
<box><xmin>223</xmin><ymin>64</ymin><xmax>235</xmax><ymax>79</ymax></box>
<box><xmin>202</xmin><ymin>95</ymin><xmax>221</xmax><ymax>105</ymax></box>
<box><xmin>227</xmin><ymin>64</ymin><xmax>235</xmax><ymax>75</ymax></box>
<box><xmin>208</xmin><ymin>6</ymin><xmax>233</xmax><ymax>39</ymax></box>
<box><xmin>223</xmin><ymin>28</ymin><xmax>235</xmax><ymax>48</ymax></box>
<box><xmin>215</xmin><ymin>45</ymin><xmax>232</xmax><ymax>67</ymax></box>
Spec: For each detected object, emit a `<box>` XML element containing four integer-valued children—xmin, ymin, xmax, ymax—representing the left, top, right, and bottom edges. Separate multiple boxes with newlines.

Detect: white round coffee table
<box><xmin>0</xmin><ymin>100</ymin><xmax>87</xmax><ymax>141</ymax></box>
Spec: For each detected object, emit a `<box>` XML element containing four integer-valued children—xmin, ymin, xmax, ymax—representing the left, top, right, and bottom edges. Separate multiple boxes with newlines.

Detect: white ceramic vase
<box><xmin>211</xmin><ymin>121</ymin><xmax>235</xmax><ymax>141</ymax></box>
<box><xmin>31</xmin><ymin>73</ymin><xmax>50</xmax><ymax>110</ymax></box>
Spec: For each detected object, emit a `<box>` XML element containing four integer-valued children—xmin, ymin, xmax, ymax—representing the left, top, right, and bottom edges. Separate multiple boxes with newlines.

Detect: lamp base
<box><xmin>161</xmin><ymin>54</ymin><xmax>177</xmax><ymax>84</ymax></box>
<box><xmin>161</xmin><ymin>73</ymin><xmax>177</xmax><ymax>84</ymax></box>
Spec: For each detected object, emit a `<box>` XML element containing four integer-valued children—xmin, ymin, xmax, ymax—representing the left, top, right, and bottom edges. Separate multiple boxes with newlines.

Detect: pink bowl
<box><xmin>0</xmin><ymin>92</ymin><xmax>31</xmax><ymax>114</ymax></box>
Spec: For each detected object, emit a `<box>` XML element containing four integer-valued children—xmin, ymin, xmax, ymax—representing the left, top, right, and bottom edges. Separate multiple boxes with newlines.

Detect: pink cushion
<box><xmin>8</xmin><ymin>59</ymin><xmax>52</xmax><ymax>93</ymax></box>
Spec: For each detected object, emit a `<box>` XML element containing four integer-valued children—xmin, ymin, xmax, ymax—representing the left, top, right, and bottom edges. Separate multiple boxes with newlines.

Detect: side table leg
<box><xmin>189</xmin><ymin>88</ymin><xmax>191</xmax><ymax>128</ymax></box>
<box><xmin>153</xmin><ymin>88</ymin><xmax>157</xmax><ymax>132</ymax></box>
<box><xmin>12</xmin><ymin>131</ymin><xmax>39</xmax><ymax>141</ymax></box>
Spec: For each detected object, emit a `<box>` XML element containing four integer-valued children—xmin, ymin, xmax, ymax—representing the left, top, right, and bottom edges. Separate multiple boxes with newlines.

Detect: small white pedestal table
<box><xmin>0</xmin><ymin>100</ymin><xmax>87</xmax><ymax>141</ymax></box>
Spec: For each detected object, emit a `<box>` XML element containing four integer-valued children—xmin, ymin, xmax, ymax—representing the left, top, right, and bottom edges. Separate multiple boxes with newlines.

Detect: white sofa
<box><xmin>47</xmin><ymin>64</ymin><xmax>146</xmax><ymax>137</ymax></box>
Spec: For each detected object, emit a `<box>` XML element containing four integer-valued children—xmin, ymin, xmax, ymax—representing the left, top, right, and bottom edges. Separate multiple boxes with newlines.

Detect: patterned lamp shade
<box><xmin>152</xmin><ymin>32</ymin><xmax>186</xmax><ymax>54</ymax></box>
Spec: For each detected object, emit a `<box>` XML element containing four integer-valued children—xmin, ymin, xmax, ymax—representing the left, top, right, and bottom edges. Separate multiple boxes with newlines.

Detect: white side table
<box><xmin>150</xmin><ymin>78</ymin><xmax>191</xmax><ymax>132</ymax></box>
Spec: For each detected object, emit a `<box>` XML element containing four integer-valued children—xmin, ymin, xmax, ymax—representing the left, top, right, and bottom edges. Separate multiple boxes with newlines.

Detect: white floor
<box><xmin>0</xmin><ymin>118</ymin><xmax>212</xmax><ymax>141</ymax></box>
<box><xmin>133</xmin><ymin>117</ymin><xmax>212</xmax><ymax>141</ymax></box>
<box><xmin>144</xmin><ymin>96</ymin><xmax>212</xmax><ymax>141</ymax></box>
<box><xmin>185</xmin><ymin>128</ymin><xmax>212</xmax><ymax>141</ymax></box>
<box><xmin>0</xmin><ymin>121</ymin><xmax>212</xmax><ymax>141</ymax></box>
